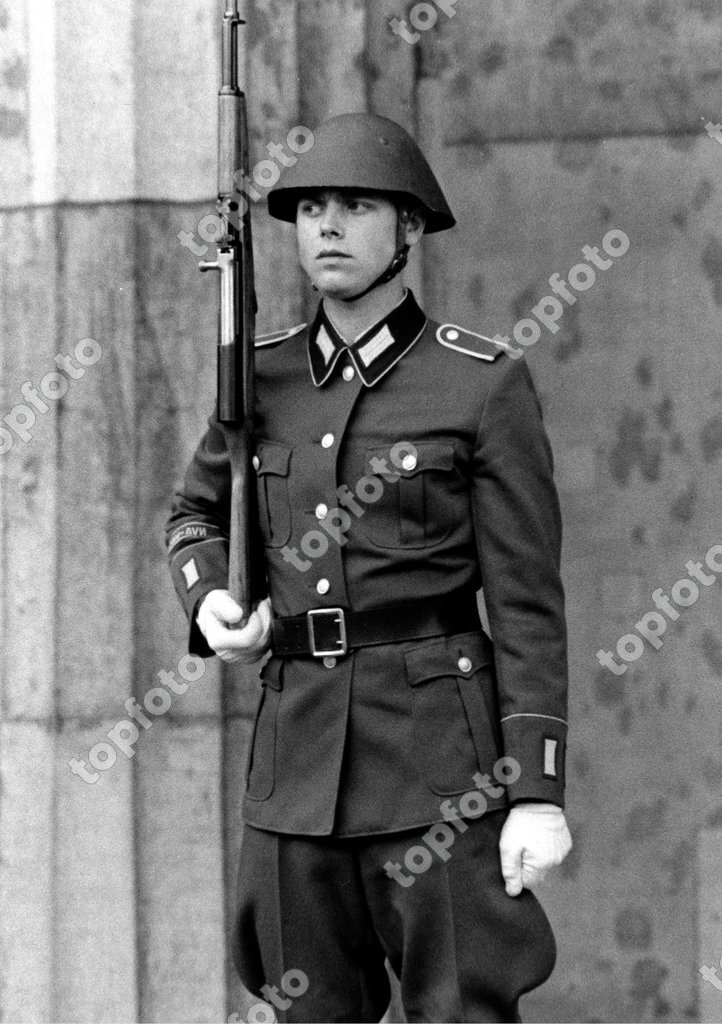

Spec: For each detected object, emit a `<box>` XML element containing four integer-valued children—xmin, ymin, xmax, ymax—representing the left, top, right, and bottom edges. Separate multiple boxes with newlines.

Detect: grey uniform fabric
<box><xmin>166</xmin><ymin>288</ymin><xmax>569</xmax><ymax>1020</ymax></box>
<box><xmin>233</xmin><ymin>812</ymin><xmax>556</xmax><ymax>1023</ymax></box>
<box><xmin>167</xmin><ymin>290</ymin><xmax>569</xmax><ymax>837</ymax></box>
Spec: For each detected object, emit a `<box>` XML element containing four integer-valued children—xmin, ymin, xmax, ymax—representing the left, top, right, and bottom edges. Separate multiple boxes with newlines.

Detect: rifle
<box><xmin>199</xmin><ymin>0</ymin><xmax>258</xmax><ymax>627</ymax></box>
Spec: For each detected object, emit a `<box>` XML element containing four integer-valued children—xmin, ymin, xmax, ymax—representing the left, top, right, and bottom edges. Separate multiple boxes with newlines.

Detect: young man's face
<box><xmin>296</xmin><ymin>189</ymin><xmax>408</xmax><ymax>300</ymax></box>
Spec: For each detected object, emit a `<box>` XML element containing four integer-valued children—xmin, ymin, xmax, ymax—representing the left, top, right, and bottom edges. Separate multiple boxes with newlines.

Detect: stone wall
<box><xmin>0</xmin><ymin>1</ymin><xmax>720</xmax><ymax>1020</ymax></box>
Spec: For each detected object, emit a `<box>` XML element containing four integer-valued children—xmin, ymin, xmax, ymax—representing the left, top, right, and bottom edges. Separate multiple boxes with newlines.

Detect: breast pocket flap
<box><xmin>366</xmin><ymin>441</ymin><xmax>455</xmax><ymax>478</ymax></box>
<box><xmin>256</xmin><ymin>442</ymin><xmax>291</xmax><ymax>477</ymax></box>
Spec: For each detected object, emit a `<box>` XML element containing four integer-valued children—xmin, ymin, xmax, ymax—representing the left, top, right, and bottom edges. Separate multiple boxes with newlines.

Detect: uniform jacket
<box><xmin>166</xmin><ymin>290</ymin><xmax>568</xmax><ymax>837</ymax></box>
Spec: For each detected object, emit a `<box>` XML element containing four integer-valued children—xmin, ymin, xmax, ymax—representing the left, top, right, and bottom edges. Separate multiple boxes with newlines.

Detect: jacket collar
<box><xmin>308</xmin><ymin>289</ymin><xmax>427</xmax><ymax>387</ymax></box>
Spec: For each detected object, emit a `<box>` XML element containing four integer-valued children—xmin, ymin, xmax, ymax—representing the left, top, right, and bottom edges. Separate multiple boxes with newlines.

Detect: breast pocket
<box><xmin>363</xmin><ymin>441</ymin><xmax>456</xmax><ymax>549</ymax></box>
<box><xmin>245</xmin><ymin>657</ymin><xmax>283</xmax><ymax>801</ymax></box>
<box><xmin>254</xmin><ymin>442</ymin><xmax>292</xmax><ymax>548</ymax></box>
<box><xmin>404</xmin><ymin>631</ymin><xmax>501</xmax><ymax>796</ymax></box>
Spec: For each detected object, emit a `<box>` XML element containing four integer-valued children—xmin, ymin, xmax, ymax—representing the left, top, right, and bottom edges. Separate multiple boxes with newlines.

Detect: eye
<box><xmin>298</xmin><ymin>199</ymin><xmax>322</xmax><ymax>216</ymax></box>
<box><xmin>347</xmin><ymin>197</ymin><xmax>373</xmax><ymax>213</ymax></box>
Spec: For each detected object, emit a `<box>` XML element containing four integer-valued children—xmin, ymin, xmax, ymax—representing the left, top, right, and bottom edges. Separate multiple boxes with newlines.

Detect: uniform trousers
<box><xmin>232</xmin><ymin>809</ymin><xmax>556</xmax><ymax>1023</ymax></box>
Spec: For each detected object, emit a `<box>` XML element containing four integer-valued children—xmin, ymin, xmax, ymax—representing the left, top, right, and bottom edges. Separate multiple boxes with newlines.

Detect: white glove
<box><xmin>197</xmin><ymin>590</ymin><xmax>272</xmax><ymax>664</ymax></box>
<box><xmin>499</xmin><ymin>802</ymin><xmax>572</xmax><ymax>897</ymax></box>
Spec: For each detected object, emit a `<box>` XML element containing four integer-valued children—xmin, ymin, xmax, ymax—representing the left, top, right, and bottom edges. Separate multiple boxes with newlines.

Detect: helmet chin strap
<box><xmin>341</xmin><ymin>242</ymin><xmax>410</xmax><ymax>303</ymax></box>
<box><xmin>341</xmin><ymin>211</ymin><xmax>410</xmax><ymax>303</ymax></box>
<box><xmin>310</xmin><ymin>210</ymin><xmax>411</xmax><ymax>302</ymax></box>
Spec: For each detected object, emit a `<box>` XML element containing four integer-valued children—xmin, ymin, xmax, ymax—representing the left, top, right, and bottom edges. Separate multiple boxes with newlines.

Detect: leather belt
<box><xmin>270</xmin><ymin>591</ymin><xmax>481</xmax><ymax>658</ymax></box>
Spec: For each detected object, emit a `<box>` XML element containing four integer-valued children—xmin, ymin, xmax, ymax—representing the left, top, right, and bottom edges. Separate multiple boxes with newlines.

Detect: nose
<box><xmin>319</xmin><ymin>199</ymin><xmax>344</xmax><ymax>238</ymax></box>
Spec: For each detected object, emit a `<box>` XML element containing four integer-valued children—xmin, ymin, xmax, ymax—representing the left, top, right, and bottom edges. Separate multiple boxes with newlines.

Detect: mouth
<box><xmin>317</xmin><ymin>250</ymin><xmax>352</xmax><ymax>260</ymax></box>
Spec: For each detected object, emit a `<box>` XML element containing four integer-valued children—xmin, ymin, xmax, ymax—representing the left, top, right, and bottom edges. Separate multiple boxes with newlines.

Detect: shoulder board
<box><xmin>255</xmin><ymin>323</ymin><xmax>307</xmax><ymax>348</ymax></box>
<box><xmin>436</xmin><ymin>323</ymin><xmax>509</xmax><ymax>362</ymax></box>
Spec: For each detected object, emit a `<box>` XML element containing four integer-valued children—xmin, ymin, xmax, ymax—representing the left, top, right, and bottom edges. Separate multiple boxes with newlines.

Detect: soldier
<box><xmin>166</xmin><ymin>113</ymin><xmax>572</xmax><ymax>1023</ymax></box>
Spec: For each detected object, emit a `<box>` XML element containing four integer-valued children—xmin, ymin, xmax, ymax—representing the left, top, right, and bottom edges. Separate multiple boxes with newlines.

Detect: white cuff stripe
<box><xmin>500</xmin><ymin>713</ymin><xmax>568</xmax><ymax>726</ymax></box>
<box><xmin>544</xmin><ymin>738</ymin><xmax>558</xmax><ymax>778</ymax></box>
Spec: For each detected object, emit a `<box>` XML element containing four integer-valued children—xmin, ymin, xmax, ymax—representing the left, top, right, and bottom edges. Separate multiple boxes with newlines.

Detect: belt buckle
<box><xmin>307</xmin><ymin>607</ymin><xmax>347</xmax><ymax>657</ymax></box>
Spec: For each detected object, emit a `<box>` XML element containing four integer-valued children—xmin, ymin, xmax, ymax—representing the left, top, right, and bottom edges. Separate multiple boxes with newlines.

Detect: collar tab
<box><xmin>308</xmin><ymin>291</ymin><xmax>427</xmax><ymax>387</ymax></box>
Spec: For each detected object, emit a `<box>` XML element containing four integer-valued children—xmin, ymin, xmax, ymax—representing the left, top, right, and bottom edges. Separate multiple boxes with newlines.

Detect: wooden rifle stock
<box><xmin>199</xmin><ymin>1</ymin><xmax>258</xmax><ymax>626</ymax></box>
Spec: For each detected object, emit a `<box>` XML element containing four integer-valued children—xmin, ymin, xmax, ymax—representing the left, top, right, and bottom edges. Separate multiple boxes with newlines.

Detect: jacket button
<box><xmin>323</xmin><ymin>656</ymin><xmax>337</xmax><ymax>668</ymax></box>
<box><xmin>315</xmin><ymin>503</ymin><xmax>328</xmax><ymax>520</ymax></box>
<box><xmin>321</xmin><ymin>433</ymin><xmax>334</xmax><ymax>448</ymax></box>
<box><xmin>316</xmin><ymin>578</ymin><xmax>330</xmax><ymax>595</ymax></box>
<box><xmin>458</xmin><ymin>656</ymin><xmax>472</xmax><ymax>673</ymax></box>
<box><xmin>342</xmin><ymin>365</ymin><xmax>355</xmax><ymax>381</ymax></box>
<box><xmin>446</xmin><ymin>328</ymin><xmax>460</xmax><ymax>341</ymax></box>
<box><xmin>252</xmin><ymin>455</ymin><xmax>260</xmax><ymax>471</ymax></box>
<box><xmin>401</xmin><ymin>453</ymin><xmax>417</xmax><ymax>471</ymax></box>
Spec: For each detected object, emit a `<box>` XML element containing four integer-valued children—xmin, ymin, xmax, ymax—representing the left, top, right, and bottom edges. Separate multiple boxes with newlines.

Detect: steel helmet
<box><xmin>267</xmin><ymin>112</ymin><xmax>455</xmax><ymax>233</ymax></box>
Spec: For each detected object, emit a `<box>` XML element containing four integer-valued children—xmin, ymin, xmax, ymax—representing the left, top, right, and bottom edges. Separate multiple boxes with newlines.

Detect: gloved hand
<box><xmin>499</xmin><ymin>802</ymin><xmax>572</xmax><ymax>897</ymax></box>
<box><xmin>197</xmin><ymin>590</ymin><xmax>272</xmax><ymax>664</ymax></box>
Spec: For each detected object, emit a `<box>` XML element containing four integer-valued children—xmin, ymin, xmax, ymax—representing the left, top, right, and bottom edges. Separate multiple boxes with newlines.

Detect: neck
<box><xmin>322</xmin><ymin>279</ymin><xmax>406</xmax><ymax>343</ymax></box>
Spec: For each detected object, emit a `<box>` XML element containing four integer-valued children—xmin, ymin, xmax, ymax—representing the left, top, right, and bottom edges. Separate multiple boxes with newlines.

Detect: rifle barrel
<box><xmin>198</xmin><ymin>3</ymin><xmax>258</xmax><ymax>617</ymax></box>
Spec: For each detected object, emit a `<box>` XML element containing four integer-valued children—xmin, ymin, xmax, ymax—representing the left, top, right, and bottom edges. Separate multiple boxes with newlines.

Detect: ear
<box><xmin>401</xmin><ymin>206</ymin><xmax>426</xmax><ymax>247</ymax></box>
